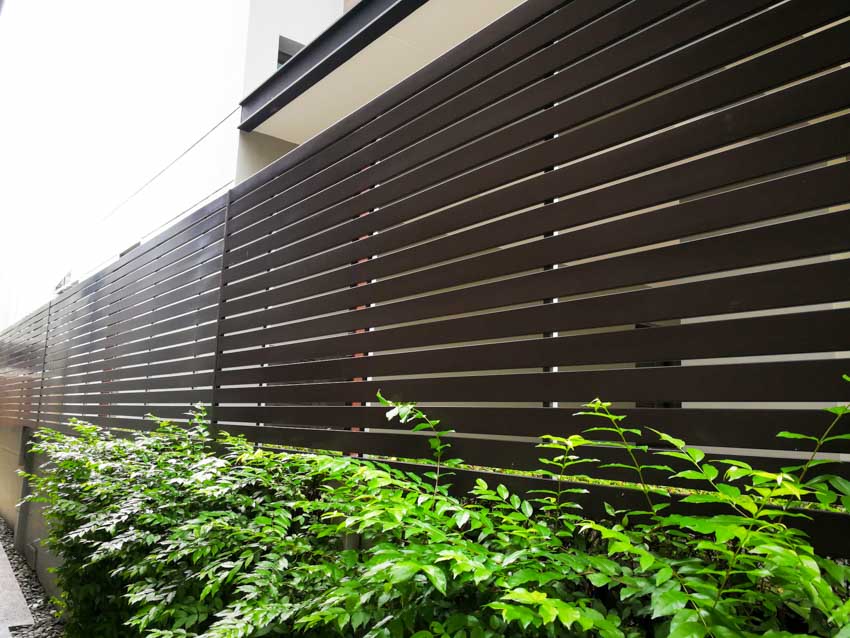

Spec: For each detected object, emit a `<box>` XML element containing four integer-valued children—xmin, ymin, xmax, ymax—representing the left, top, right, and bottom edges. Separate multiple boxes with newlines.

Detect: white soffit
<box><xmin>255</xmin><ymin>0</ymin><xmax>526</xmax><ymax>144</ymax></box>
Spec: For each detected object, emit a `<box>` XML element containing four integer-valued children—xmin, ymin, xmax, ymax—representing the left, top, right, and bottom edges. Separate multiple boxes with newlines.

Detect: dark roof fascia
<box><xmin>239</xmin><ymin>0</ymin><xmax>428</xmax><ymax>132</ymax></box>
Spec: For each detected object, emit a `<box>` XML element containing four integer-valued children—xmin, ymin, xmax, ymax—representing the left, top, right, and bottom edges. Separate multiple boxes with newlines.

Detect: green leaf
<box><xmin>547</xmin><ymin>600</ymin><xmax>581</xmax><ymax>628</ymax></box>
<box><xmin>488</xmin><ymin>602</ymin><xmax>539</xmax><ymax>629</ymax></box>
<box><xmin>587</xmin><ymin>573</ymin><xmax>611</xmax><ymax>587</ymax></box>
<box><xmin>671</xmin><ymin>470</ymin><xmax>708</xmax><ymax>481</ymax></box>
<box><xmin>506</xmin><ymin>569</ymin><xmax>562</xmax><ymax>588</ymax></box>
<box><xmin>669</xmin><ymin>622</ymin><xmax>708</xmax><ymax>638</ymax></box>
<box><xmin>656</xmin><ymin>451</ymin><xmax>692</xmax><ymax>462</ymax></box>
<box><xmin>390</xmin><ymin>561</ymin><xmax>420</xmax><ymax>584</ymax></box>
<box><xmin>504</xmin><ymin>589</ymin><xmax>548</xmax><ymax>605</ymax></box>
<box><xmin>649</xmin><ymin>428</ymin><xmax>685</xmax><ymax>449</ymax></box>
<box><xmin>651</xmin><ymin>588</ymin><xmax>688</xmax><ymax>618</ymax></box>
<box><xmin>776</xmin><ymin>431</ymin><xmax>820</xmax><ymax>442</ymax></box>
<box><xmin>824</xmin><ymin>432</ymin><xmax>850</xmax><ymax>443</ymax></box>
<box><xmin>686</xmin><ymin>447</ymin><xmax>705</xmax><ymax>463</ymax></box>
<box><xmin>655</xmin><ymin>566</ymin><xmax>674</xmax><ymax>586</ymax></box>
<box><xmin>421</xmin><ymin>565</ymin><xmax>447</xmax><ymax>596</ymax></box>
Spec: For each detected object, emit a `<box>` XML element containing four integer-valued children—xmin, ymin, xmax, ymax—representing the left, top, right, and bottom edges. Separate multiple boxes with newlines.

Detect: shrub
<box><xmin>23</xmin><ymin>386</ymin><xmax>850</xmax><ymax>638</ymax></box>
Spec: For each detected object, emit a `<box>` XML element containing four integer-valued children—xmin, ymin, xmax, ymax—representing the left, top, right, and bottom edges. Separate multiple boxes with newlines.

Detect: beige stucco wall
<box><xmin>235</xmin><ymin>131</ymin><xmax>298</xmax><ymax>184</ymax></box>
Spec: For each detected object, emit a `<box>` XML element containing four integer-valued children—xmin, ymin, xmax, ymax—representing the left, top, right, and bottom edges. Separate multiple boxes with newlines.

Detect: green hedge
<box><xmin>23</xmin><ymin>390</ymin><xmax>850</xmax><ymax>638</ymax></box>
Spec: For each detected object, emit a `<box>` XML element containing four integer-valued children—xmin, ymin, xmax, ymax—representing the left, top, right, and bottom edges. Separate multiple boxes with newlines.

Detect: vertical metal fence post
<box><xmin>15</xmin><ymin>299</ymin><xmax>52</xmax><ymax>554</ymax></box>
<box><xmin>209</xmin><ymin>191</ymin><xmax>232</xmax><ymax>442</ymax></box>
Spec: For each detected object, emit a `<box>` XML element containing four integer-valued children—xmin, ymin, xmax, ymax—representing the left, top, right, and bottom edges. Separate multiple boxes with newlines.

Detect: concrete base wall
<box><xmin>16</xmin><ymin>453</ymin><xmax>60</xmax><ymax>597</ymax></box>
<box><xmin>0</xmin><ymin>427</ymin><xmax>59</xmax><ymax>597</ymax></box>
<box><xmin>0</xmin><ymin>427</ymin><xmax>23</xmax><ymax>531</ymax></box>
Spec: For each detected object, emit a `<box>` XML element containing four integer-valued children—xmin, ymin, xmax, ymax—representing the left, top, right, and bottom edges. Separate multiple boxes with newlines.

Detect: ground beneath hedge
<box><xmin>0</xmin><ymin>519</ymin><xmax>62</xmax><ymax>638</ymax></box>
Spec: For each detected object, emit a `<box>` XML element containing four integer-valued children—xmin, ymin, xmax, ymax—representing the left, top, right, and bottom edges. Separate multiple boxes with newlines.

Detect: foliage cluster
<box><xmin>23</xmin><ymin>384</ymin><xmax>850</xmax><ymax>638</ymax></box>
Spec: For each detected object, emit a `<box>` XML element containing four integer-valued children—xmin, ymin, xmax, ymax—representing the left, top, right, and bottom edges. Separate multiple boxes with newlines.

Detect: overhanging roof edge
<box><xmin>239</xmin><ymin>0</ymin><xmax>429</xmax><ymax>132</ymax></box>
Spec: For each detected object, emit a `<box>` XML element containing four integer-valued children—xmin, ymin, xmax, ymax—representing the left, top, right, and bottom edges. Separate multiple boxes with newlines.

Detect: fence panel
<box><xmin>217</xmin><ymin>0</ymin><xmax>850</xmax><ymax>550</ymax></box>
<box><xmin>0</xmin><ymin>0</ymin><xmax>848</xmax><ymax>553</ymax></box>
<box><xmin>0</xmin><ymin>305</ymin><xmax>50</xmax><ymax>428</ymax></box>
<box><xmin>37</xmin><ymin>197</ymin><xmax>226</xmax><ymax>429</ymax></box>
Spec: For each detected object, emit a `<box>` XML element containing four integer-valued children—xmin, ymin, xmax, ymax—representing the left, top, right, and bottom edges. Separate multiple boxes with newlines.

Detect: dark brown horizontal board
<box><xmin>228</xmin><ymin>0</ymin><xmax>810</xmax><ymax>249</ymax></box>
<box><xmin>224</xmin><ymin>11</ymin><xmax>850</xmax><ymax>296</ymax></box>
<box><xmin>216</xmin><ymin>309</ymin><xmax>849</xmax><ymax>386</ymax></box>
<box><xmin>40</xmin><ymin>369</ymin><xmax>215</xmax><ymax>397</ymax></box>
<box><xmin>222</xmin><ymin>77</ymin><xmax>850</xmax><ymax>323</ymax></box>
<box><xmin>42</xmin><ymin>355</ymin><xmax>217</xmax><ymax>390</ymax></box>
<box><xmin>373</xmin><ymin>461</ymin><xmax>849</xmax><ymax>558</ymax></box>
<box><xmin>46</xmin><ymin>291</ymin><xmax>220</xmax><ymax>366</ymax></box>
<box><xmin>44</xmin><ymin>330</ymin><xmax>218</xmax><ymax>381</ymax></box>
<box><xmin>211</xmin><ymin>405</ymin><xmax>848</xmax><ymax>454</ymax></box>
<box><xmin>225</xmin><ymin>0</ymin><xmax>847</xmax><ymax>267</ymax></box>
<box><xmin>3</xmin><ymin>0</ymin><xmax>848</xmax><ymax>558</ymax></box>
<box><xmin>220</xmin><ymin>423</ymin><xmax>850</xmax><ymax>485</ymax></box>
<box><xmin>224</xmin><ymin>138</ymin><xmax>850</xmax><ymax>320</ymax></box>
<box><xmin>222</xmin><ymin>209</ymin><xmax>850</xmax><ymax>350</ymax></box>
<box><xmin>45</xmin><ymin>302</ymin><xmax>219</xmax><ymax>367</ymax></box>
<box><xmin>230</xmin><ymin>0</ymin><xmax>571</xmax><ymax>212</ymax></box>
<box><xmin>48</xmin><ymin>203</ymin><xmax>224</xmax><ymax>325</ymax></box>
<box><xmin>229</xmin><ymin>0</ymin><xmax>624</xmax><ymax>222</ymax></box>
<box><xmin>47</xmin><ymin>256</ymin><xmax>221</xmax><ymax>349</ymax></box>
<box><xmin>228</xmin><ymin>0</ymin><xmax>646</xmax><ymax>223</ymax></box>
<box><xmin>228</xmin><ymin>0</ymin><xmax>699</xmax><ymax>239</ymax></box>
<box><xmin>212</xmin><ymin>359</ymin><xmax>849</xmax><ymax>404</ymax></box>
<box><xmin>46</xmin><ymin>241</ymin><xmax>222</xmax><ymax>343</ymax></box>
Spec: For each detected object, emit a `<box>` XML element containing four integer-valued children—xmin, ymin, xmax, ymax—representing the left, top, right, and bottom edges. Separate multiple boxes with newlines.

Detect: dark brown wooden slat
<box><xmin>214</xmin><ymin>359</ymin><xmax>849</xmax><ymax>404</ymax></box>
<box><xmin>45</xmin><ymin>299</ymin><xmax>219</xmax><ymax>366</ymax></box>
<box><xmin>42</xmin><ymin>355</ymin><xmax>217</xmax><ymax>390</ymax></box>
<box><xmin>220</xmin><ymin>425</ymin><xmax>850</xmax><ymax>484</ymax></box>
<box><xmin>45</xmin><ymin>282</ymin><xmax>220</xmax><ymax>364</ymax></box>
<box><xmin>374</xmin><ymin>461</ymin><xmax>849</xmax><ymax>557</ymax></box>
<box><xmin>228</xmin><ymin>0</ymin><xmax>694</xmax><ymax>237</ymax></box>
<box><xmin>40</xmin><ymin>389</ymin><xmax>207</xmax><ymax>407</ymax></box>
<box><xmin>44</xmin><ymin>291</ymin><xmax>219</xmax><ymax>364</ymax></box>
<box><xmin>47</xmin><ymin>252</ymin><xmax>221</xmax><ymax>347</ymax></box>
<box><xmin>230</xmin><ymin>0</ymin><xmax>626</xmax><ymax>224</ymax></box>
<box><xmin>48</xmin><ymin>197</ymin><xmax>223</xmax><ymax>309</ymax></box>
<box><xmin>44</xmin><ymin>339</ymin><xmax>216</xmax><ymax>380</ymax></box>
<box><xmin>224</xmin><ymin>19</ymin><xmax>850</xmax><ymax>293</ymax></box>
<box><xmin>230</xmin><ymin>0</ymin><xmax>571</xmax><ymax>212</ymax></box>
<box><xmin>228</xmin><ymin>0</ymin><xmax>802</xmax><ymax>255</ymax></box>
<box><xmin>217</xmin><ymin>309</ymin><xmax>849</xmax><ymax>386</ymax></box>
<box><xmin>0</xmin><ymin>385</ymin><xmax>42</xmax><ymax>400</ymax></box>
<box><xmin>47</xmin><ymin>203</ymin><xmax>224</xmax><ymax>325</ymax></box>
<box><xmin>47</xmin><ymin>323</ymin><xmax>217</xmax><ymax>371</ymax></box>
<box><xmin>40</xmin><ymin>370</ymin><xmax>215</xmax><ymax>397</ymax></box>
<box><xmin>210</xmin><ymin>405</ymin><xmax>849</xmax><ymax>454</ymax></box>
<box><xmin>224</xmin><ymin>115</ymin><xmax>850</xmax><ymax>321</ymax></box>
<box><xmin>48</xmin><ymin>225</ymin><xmax>221</xmax><ymax>328</ymax></box>
<box><xmin>46</xmin><ymin>240</ymin><xmax>222</xmax><ymax>342</ymax></box>
<box><xmin>225</xmin><ymin>96</ymin><xmax>850</xmax><ymax>329</ymax></box>
<box><xmin>229</xmin><ymin>0</ymin><xmax>803</xmax><ymax>249</ymax></box>
<box><xmin>222</xmin><ymin>201</ymin><xmax>850</xmax><ymax>351</ymax></box>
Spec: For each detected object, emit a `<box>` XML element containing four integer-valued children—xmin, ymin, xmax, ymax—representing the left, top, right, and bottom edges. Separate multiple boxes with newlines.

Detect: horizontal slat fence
<box><xmin>2</xmin><ymin>0</ymin><xmax>849</xmax><ymax>552</ymax></box>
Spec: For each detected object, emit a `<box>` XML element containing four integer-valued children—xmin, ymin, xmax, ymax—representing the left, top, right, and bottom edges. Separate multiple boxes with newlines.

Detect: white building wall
<box><xmin>242</xmin><ymin>0</ymin><xmax>344</xmax><ymax>96</ymax></box>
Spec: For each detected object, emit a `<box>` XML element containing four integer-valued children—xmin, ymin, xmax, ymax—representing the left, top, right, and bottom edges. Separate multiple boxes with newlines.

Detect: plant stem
<box><xmin>602</xmin><ymin>405</ymin><xmax>653</xmax><ymax>511</ymax></box>
<box><xmin>799</xmin><ymin>409</ymin><xmax>845</xmax><ymax>486</ymax></box>
<box><xmin>712</xmin><ymin>483</ymin><xmax>777</xmax><ymax>611</ymax></box>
